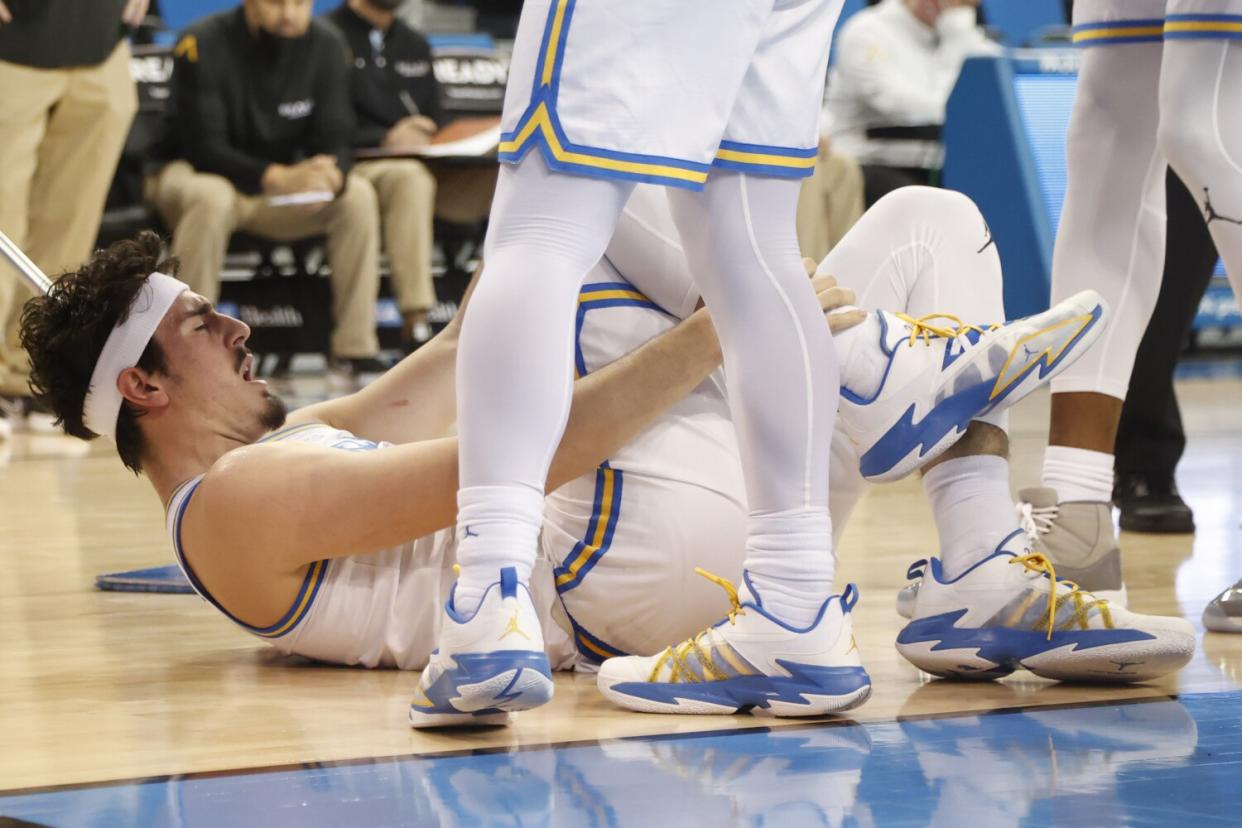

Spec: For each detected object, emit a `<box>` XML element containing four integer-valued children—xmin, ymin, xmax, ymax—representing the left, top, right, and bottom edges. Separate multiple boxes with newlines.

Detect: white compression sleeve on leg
<box><xmin>453</xmin><ymin>156</ymin><xmax>633</xmax><ymax>608</ymax></box>
<box><xmin>668</xmin><ymin>172</ymin><xmax>837</xmax><ymax>626</ymax></box>
<box><xmin>1160</xmin><ymin>36</ymin><xmax>1242</xmax><ymax>303</ymax></box>
<box><xmin>1048</xmin><ymin>41</ymin><xmax>1166</xmax><ymax>399</ymax></box>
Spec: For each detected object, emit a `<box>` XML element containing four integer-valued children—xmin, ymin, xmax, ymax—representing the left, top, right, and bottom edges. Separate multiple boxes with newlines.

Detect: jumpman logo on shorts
<box><xmin>977</xmin><ymin>218</ymin><xmax>996</xmax><ymax>254</ymax></box>
<box><xmin>1203</xmin><ymin>187</ymin><xmax>1242</xmax><ymax>227</ymax></box>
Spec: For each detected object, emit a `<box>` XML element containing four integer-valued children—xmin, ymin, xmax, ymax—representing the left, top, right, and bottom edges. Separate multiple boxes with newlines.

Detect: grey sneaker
<box><xmin>1203</xmin><ymin>580</ymin><xmax>1242</xmax><ymax>632</ymax></box>
<box><xmin>896</xmin><ymin>559</ymin><xmax>925</xmax><ymax>620</ymax></box>
<box><xmin>1016</xmin><ymin>487</ymin><xmax>1127</xmax><ymax>607</ymax></box>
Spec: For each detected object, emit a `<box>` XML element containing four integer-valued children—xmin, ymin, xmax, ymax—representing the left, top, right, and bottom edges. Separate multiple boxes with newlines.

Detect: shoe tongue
<box><xmin>737</xmin><ymin>573</ymin><xmax>762</xmax><ymax>608</ymax></box>
<box><xmin>1019</xmin><ymin>486</ymin><xmax>1059</xmax><ymax>509</ymax></box>
<box><xmin>878</xmin><ymin>310</ymin><xmax>912</xmax><ymax>354</ymax></box>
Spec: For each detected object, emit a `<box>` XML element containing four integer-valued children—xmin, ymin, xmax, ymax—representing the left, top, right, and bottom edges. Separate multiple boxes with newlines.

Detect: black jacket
<box><xmin>0</xmin><ymin>0</ymin><xmax>127</xmax><ymax>69</ymax></box>
<box><xmin>324</xmin><ymin>4</ymin><xmax>444</xmax><ymax>150</ymax></box>
<box><xmin>168</xmin><ymin>8</ymin><xmax>354</xmax><ymax>194</ymax></box>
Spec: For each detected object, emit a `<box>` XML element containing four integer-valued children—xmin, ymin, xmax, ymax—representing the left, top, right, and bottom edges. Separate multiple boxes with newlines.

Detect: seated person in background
<box><xmin>796</xmin><ymin>135</ymin><xmax>866</xmax><ymax>264</ymax></box>
<box><xmin>326</xmin><ymin>0</ymin><xmax>441</xmax><ymax>348</ymax></box>
<box><xmin>824</xmin><ymin>0</ymin><xmax>999</xmax><ymax>206</ymax></box>
<box><xmin>146</xmin><ymin>0</ymin><xmax>386</xmax><ymax>375</ymax></box>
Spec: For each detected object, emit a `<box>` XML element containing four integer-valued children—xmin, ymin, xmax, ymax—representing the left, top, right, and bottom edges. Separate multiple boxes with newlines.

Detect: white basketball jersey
<box><xmin>165</xmin><ymin>423</ymin><xmax>576</xmax><ymax>671</ymax></box>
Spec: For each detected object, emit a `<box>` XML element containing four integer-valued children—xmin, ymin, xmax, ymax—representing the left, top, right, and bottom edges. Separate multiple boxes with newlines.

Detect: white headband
<box><xmin>83</xmin><ymin>272</ymin><xmax>188</xmax><ymax>441</ymax></box>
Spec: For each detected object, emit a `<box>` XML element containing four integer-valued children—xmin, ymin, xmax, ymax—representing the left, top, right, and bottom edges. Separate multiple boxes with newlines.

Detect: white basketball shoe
<box><xmin>839</xmin><ymin>290</ymin><xmax>1108</xmax><ymax>482</ymax></box>
<box><xmin>409</xmin><ymin>567</ymin><xmax>554</xmax><ymax>728</ymax></box>
<box><xmin>896</xmin><ymin>531</ymin><xmax>1195</xmax><ymax>683</ymax></box>
<box><xmin>596</xmin><ymin>570</ymin><xmax>871</xmax><ymax>717</ymax></box>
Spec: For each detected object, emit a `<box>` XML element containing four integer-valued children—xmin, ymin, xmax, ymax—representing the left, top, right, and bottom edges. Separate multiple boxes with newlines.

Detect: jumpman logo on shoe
<box><xmin>976</xmin><ymin>218</ymin><xmax>996</xmax><ymax>254</ymax></box>
<box><xmin>1203</xmin><ymin>187</ymin><xmax>1242</xmax><ymax>227</ymax></box>
<box><xmin>500</xmin><ymin>611</ymin><xmax>531</xmax><ymax>642</ymax></box>
<box><xmin>463</xmin><ymin>525</ymin><xmax>480</xmax><ymax>539</ymax></box>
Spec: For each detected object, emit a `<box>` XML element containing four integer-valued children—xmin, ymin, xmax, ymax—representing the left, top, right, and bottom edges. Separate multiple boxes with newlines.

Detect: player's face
<box><xmin>245</xmin><ymin>0</ymin><xmax>313</xmax><ymax>38</ymax></box>
<box><xmin>153</xmin><ymin>292</ymin><xmax>286</xmax><ymax>442</ymax></box>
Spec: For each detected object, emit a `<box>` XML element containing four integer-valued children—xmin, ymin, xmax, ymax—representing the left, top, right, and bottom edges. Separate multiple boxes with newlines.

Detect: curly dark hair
<box><xmin>20</xmin><ymin>232</ymin><xmax>178</xmax><ymax>474</ymax></box>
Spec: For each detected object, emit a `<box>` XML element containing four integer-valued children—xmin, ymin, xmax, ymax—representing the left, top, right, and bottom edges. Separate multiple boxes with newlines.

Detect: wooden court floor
<box><xmin>2</xmin><ymin>378</ymin><xmax>1240</xmax><ymax>793</ymax></box>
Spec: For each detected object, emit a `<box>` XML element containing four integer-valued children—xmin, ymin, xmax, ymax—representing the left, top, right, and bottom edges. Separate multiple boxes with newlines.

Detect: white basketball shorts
<box><xmin>497</xmin><ymin>0</ymin><xmax>844</xmax><ymax>189</ymax></box>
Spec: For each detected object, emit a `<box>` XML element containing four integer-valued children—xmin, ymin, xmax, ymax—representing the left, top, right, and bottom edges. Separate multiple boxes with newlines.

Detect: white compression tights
<box><xmin>1048</xmin><ymin>42</ymin><xmax>1167</xmax><ymax>400</ymax></box>
<box><xmin>1159</xmin><ymin>37</ymin><xmax>1242</xmax><ymax>304</ymax></box>
<box><xmin>668</xmin><ymin>172</ymin><xmax>839</xmax><ymax>620</ymax></box>
<box><xmin>454</xmin><ymin>156</ymin><xmax>633</xmax><ymax>603</ymax></box>
<box><xmin>456</xmin><ymin>160</ymin><xmax>838</xmax><ymax>618</ymax></box>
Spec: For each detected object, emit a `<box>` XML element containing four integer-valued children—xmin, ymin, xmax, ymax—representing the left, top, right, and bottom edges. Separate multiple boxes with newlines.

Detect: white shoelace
<box><xmin>1016</xmin><ymin>500</ymin><xmax>1059</xmax><ymax>545</ymax></box>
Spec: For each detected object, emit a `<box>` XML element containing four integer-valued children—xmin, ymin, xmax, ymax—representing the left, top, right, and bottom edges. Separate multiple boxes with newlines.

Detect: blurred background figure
<box><xmin>825</xmin><ymin>0</ymin><xmax>999</xmax><ymax>206</ymax></box>
<box><xmin>327</xmin><ymin>0</ymin><xmax>442</xmax><ymax>350</ymax></box>
<box><xmin>145</xmin><ymin>0</ymin><xmax>385</xmax><ymax>377</ymax></box>
<box><xmin>796</xmin><ymin>137</ymin><xmax>866</xmax><ymax>264</ymax></box>
<box><xmin>0</xmin><ymin>0</ymin><xmax>145</xmax><ymax>427</ymax></box>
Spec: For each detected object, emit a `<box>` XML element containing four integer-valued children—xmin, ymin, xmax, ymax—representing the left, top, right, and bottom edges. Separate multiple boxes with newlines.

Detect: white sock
<box><xmin>923</xmin><ymin>455</ymin><xmax>1021</xmax><ymax>579</ymax></box>
<box><xmin>743</xmin><ymin>509</ymin><xmax>836</xmax><ymax>628</ymax></box>
<box><xmin>453</xmin><ymin>485</ymin><xmax>543</xmax><ymax>612</ymax></box>
<box><xmin>1041</xmin><ymin>445</ymin><xmax>1114</xmax><ymax>504</ymax></box>
<box><xmin>834</xmin><ymin>311</ymin><xmax>885</xmax><ymax>399</ymax></box>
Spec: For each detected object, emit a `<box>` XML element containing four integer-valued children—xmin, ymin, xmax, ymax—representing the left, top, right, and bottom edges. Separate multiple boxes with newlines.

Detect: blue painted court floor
<box><xmin>3</xmin><ymin>692</ymin><xmax>1240</xmax><ymax>827</ymax></box>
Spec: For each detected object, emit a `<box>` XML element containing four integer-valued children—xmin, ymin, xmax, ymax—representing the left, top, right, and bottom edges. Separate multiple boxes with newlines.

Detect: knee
<box><xmin>379</xmin><ymin>161</ymin><xmax>437</xmax><ymax>209</ymax></box>
<box><xmin>179</xmin><ymin>175</ymin><xmax>237</xmax><ymax>227</ymax></box>
<box><xmin>336</xmin><ymin>174</ymin><xmax>380</xmax><ymax>224</ymax></box>
<box><xmin>869</xmin><ymin>185</ymin><xmax>981</xmax><ymax>228</ymax></box>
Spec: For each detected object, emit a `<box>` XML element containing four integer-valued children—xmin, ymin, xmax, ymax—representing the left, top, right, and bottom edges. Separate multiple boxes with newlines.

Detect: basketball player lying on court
<box><xmin>21</xmin><ymin>186</ymin><xmax>1194</xmax><ymax>728</ymax></box>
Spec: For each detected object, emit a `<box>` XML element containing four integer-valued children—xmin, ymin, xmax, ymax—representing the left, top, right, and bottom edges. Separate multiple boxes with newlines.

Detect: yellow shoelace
<box><xmin>1008</xmin><ymin>553</ymin><xmax>1114</xmax><ymax>639</ymax></box>
<box><xmin>894</xmin><ymin>312</ymin><xmax>999</xmax><ymax>348</ymax></box>
<box><xmin>648</xmin><ymin>568</ymin><xmax>746</xmax><ymax>684</ymax></box>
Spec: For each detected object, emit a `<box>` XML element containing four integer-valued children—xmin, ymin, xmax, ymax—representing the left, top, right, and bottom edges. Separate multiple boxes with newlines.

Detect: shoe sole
<box><xmin>409</xmin><ymin>650</ymin><xmax>554</xmax><ymax>729</ymax></box>
<box><xmin>597</xmin><ymin>669</ymin><xmax>872</xmax><ymax>718</ymax></box>
<box><xmin>861</xmin><ymin>294</ymin><xmax>1106</xmax><ymax>483</ymax></box>
<box><xmin>896</xmin><ymin>617</ymin><xmax>1193</xmax><ymax>684</ymax></box>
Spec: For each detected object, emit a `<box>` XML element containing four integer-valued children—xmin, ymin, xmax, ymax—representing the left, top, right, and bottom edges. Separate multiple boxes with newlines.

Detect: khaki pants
<box><xmin>796</xmin><ymin>150</ymin><xmax>866</xmax><ymax>264</ymax></box>
<box><xmin>146</xmin><ymin>160</ymin><xmax>381</xmax><ymax>358</ymax></box>
<box><xmin>0</xmin><ymin>41</ymin><xmax>137</xmax><ymax>395</ymax></box>
<box><xmin>354</xmin><ymin>158</ymin><xmax>436</xmax><ymax>314</ymax></box>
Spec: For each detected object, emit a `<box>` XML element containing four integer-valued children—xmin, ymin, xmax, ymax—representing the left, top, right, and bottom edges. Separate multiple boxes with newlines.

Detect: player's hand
<box><xmin>0</xmin><ymin>2</ymin><xmax>12</xmax><ymax>24</ymax></box>
<box><xmin>809</xmin><ymin>269</ymin><xmax>866</xmax><ymax>334</ymax></box>
<box><xmin>121</xmin><ymin>0</ymin><xmax>150</xmax><ymax>26</ymax></box>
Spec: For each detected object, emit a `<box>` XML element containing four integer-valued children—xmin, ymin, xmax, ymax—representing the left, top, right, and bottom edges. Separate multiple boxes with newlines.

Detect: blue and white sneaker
<box><xmin>596</xmin><ymin>569</ymin><xmax>871</xmax><ymax>717</ymax></box>
<box><xmin>896</xmin><ymin>531</ymin><xmax>1195</xmax><ymax>683</ymax></box>
<box><xmin>409</xmin><ymin>567</ymin><xmax>554</xmax><ymax>728</ymax></box>
<box><xmin>840</xmin><ymin>290</ymin><xmax>1108</xmax><ymax>483</ymax></box>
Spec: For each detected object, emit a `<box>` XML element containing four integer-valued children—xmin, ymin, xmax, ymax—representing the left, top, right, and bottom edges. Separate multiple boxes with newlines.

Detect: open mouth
<box><xmin>240</xmin><ymin>353</ymin><xmax>255</xmax><ymax>382</ymax></box>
